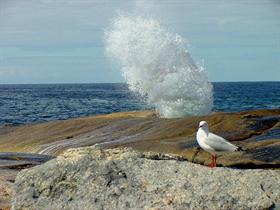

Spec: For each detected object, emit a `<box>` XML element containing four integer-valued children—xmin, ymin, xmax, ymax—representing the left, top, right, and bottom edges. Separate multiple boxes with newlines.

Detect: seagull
<box><xmin>196</xmin><ymin>121</ymin><xmax>244</xmax><ymax>168</ymax></box>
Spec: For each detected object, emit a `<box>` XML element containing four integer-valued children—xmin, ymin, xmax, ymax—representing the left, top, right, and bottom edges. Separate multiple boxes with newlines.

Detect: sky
<box><xmin>0</xmin><ymin>0</ymin><xmax>279</xmax><ymax>84</ymax></box>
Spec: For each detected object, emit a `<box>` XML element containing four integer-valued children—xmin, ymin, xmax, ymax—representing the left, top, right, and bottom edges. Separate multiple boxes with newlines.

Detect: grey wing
<box><xmin>205</xmin><ymin>133</ymin><xmax>238</xmax><ymax>152</ymax></box>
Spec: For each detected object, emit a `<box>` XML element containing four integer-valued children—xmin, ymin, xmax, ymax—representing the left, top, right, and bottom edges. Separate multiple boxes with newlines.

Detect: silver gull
<box><xmin>196</xmin><ymin>121</ymin><xmax>244</xmax><ymax>168</ymax></box>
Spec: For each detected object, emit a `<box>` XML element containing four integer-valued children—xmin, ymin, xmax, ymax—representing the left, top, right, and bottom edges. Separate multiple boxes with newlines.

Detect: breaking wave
<box><xmin>105</xmin><ymin>15</ymin><xmax>213</xmax><ymax>118</ymax></box>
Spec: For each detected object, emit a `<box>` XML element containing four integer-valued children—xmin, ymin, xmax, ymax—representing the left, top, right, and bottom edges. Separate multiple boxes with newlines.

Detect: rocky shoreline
<box><xmin>0</xmin><ymin>109</ymin><xmax>279</xmax><ymax>168</ymax></box>
<box><xmin>0</xmin><ymin>109</ymin><xmax>279</xmax><ymax>209</ymax></box>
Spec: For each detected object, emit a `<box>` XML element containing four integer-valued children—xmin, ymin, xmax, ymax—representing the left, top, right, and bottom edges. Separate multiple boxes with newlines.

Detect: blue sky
<box><xmin>0</xmin><ymin>0</ymin><xmax>279</xmax><ymax>84</ymax></box>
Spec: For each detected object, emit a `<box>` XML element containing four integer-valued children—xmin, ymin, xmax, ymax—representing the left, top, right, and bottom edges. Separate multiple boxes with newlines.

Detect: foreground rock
<box><xmin>12</xmin><ymin>147</ymin><xmax>280</xmax><ymax>210</ymax></box>
<box><xmin>0</xmin><ymin>153</ymin><xmax>53</xmax><ymax>210</ymax></box>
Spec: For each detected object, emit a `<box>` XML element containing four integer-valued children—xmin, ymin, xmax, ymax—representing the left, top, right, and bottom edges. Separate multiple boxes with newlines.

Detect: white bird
<box><xmin>196</xmin><ymin>121</ymin><xmax>244</xmax><ymax>168</ymax></box>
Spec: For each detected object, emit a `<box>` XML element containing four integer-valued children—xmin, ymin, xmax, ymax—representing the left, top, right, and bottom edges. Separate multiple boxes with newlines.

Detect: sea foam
<box><xmin>105</xmin><ymin>15</ymin><xmax>213</xmax><ymax>118</ymax></box>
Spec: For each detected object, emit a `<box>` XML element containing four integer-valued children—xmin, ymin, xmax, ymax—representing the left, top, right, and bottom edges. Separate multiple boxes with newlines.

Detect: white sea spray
<box><xmin>105</xmin><ymin>15</ymin><xmax>213</xmax><ymax>118</ymax></box>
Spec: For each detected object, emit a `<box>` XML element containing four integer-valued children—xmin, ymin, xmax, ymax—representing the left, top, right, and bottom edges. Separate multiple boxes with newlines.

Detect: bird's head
<box><xmin>198</xmin><ymin>121</ymin><xmax>208</xmax><ymax>130</ymax></box>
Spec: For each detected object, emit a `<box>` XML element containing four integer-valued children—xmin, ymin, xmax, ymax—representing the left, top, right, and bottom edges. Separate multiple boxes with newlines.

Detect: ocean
<box><xmin>0</xmin><ymin>82</ymin><xmax>279</xmax><ymax>125</ymax></box>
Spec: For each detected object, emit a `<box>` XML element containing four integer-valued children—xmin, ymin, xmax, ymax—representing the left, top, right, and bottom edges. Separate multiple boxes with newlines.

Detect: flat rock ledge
<box><xmin>12</xmin><ymin>147</ymin><xmax>280</xmax><ymax>210</ymax></box>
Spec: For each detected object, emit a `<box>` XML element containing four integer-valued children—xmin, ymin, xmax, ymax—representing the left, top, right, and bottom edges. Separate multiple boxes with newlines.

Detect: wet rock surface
<box><xmin>12</xmin><ymin>147</ymin><xmax>280</xmax><ymax>210</ymax></box>
<box><xmin>0</xmin><ymin>153</ymin><xmax>54</xmax><ymax>169</ymax></box>
<box><xmin>0</xmin><ymin>109</ymin><xmax>279</xmax><ymax>168</ymax></box>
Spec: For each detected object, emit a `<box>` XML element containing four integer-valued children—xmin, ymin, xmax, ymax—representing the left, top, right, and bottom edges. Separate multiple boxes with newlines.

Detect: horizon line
<box><xmin>0</xmin><ymin>80</ymin><xmax>279</xmax><ymax>85</ymax></box>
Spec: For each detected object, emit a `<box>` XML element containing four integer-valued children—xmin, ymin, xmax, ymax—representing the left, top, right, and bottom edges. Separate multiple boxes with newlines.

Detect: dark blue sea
<box><xmin>0</xmin><ymin>82</ymin><xmax>279</xmax><ymax>125</ymax></box>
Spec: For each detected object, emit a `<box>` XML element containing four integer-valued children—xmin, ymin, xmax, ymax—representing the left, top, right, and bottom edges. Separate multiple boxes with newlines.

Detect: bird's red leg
<box><xmin>209</xmin><ymin>155</ymin><xmax>214</xmax><ymax>168</ymax></box>
<box><xmin>214</xmin><ymin>155</ymin><xmax>217</xmax><ymax>167</ymax></box>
